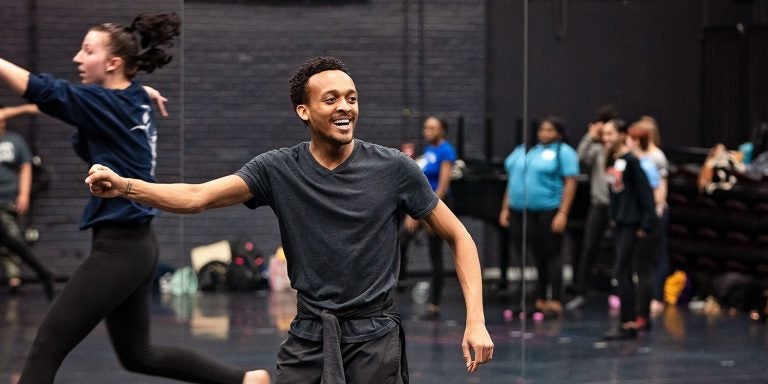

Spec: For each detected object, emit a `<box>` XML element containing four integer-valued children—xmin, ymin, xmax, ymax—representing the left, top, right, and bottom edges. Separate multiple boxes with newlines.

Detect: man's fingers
<box><xmin>85</xmin><ymin>177</ymin><xmax>111</xmax><ymax>190</ymax></box>
<box><xmin>464</xmin><ymin>342</ymin><xmax>481</xmax><ymax>372</ymax></box>
<box><xmin>88</xmin><ymin>181</ymin><xmax>113</xmax><ymax>196</ymax></box>
<box><xmin>86</xmin><ymin>164</ymin><xmax>110</xmax><ymax>183</ymax></box>
<box><xmin>88</xmin><ymin>181</ymin><xmax>110</xmax><ymax>191</ymax></box>
<box><xmin>88</xmin><ymin>163</ymin><xmax>108</xmax><ymax>175</ymax></box>
<box><xmin>462</xmin><ymin>342</ymin><xmax>472</xmax><ymax>366</ymax></box>
<box><xmin>485</xmin><ymin>344</ymin><xmax>494</xmax><ymax>362</ymax></box>
<box><xmin>477</xmin><ymin>342</ymin><xmax>494</xmax><ymax>363</ymax></box>
<box><xmin>464</xmin><ymin>343</ymin><xmax>494</xmax><ymax>373</ymax></box>
<box><xmin>474</xmin><ymin>345</ymin><xmax>486</xmax><ymax>364</ymax></box>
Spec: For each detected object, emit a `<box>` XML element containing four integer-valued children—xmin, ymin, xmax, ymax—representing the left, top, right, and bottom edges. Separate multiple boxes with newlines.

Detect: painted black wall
<box><xmin>487</xmin><ymin>0</ymin><xmax>704</xmax><ymax>158</ymax></box>
<box><xmin>486</xmin><ymin>0</ymin><xmax>767</xmax><ymax>158</ymax></box>
<box><xmin>0</xmin><ymin>0</ymin><xmax>486</xmax><ymax>274</ymax></box>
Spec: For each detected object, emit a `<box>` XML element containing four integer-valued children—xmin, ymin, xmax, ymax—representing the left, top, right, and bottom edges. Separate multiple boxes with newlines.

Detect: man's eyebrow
<box><xmin>321</xmin><ymin>88</ymin><xmax>356</xmax><ymax>95</ymax></box>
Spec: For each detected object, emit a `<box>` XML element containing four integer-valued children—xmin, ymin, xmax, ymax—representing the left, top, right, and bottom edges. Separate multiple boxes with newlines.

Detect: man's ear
<box><xmin>296</xmin><ymin>104</ymin><xmax>309</xmax><ymax>122</ymax></box>
<box><xmin>105</xmin><ymin>56</ymin><xmax>123</xmax><ymax>73</ymax></box>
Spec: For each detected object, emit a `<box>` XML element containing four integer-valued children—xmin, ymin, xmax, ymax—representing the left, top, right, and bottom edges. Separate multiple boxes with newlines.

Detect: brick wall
<box><xmin>0</xmin><ymin>0</ymin><xmax>487</xmax><ymax>276</ymax></box>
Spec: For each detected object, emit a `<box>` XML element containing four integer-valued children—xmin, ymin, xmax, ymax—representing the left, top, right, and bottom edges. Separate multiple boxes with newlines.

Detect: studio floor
<box><xmin>1</xmin><ymin>279</ymin><xmax>767</xmax><ymax>383</ymax></box>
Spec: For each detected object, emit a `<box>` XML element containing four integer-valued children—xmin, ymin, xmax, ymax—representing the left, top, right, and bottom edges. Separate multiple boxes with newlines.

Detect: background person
<box><xmin>400</xmin><ymin>116</ymin><xmax>457</xmax><ymax>318</ymax></box>
<box><xmin>0</xmin><ymin>103</ymin><xmax>54</xmax><ymax>300</ymax></box>
<box><xmin>601</xmin><ymin>119</ymin><xmax>656</xmax><ymax>340</ymax></box>
<box><xmin>499</xmin><ymin>116</ymin><xmax>579</xmax><ymax>317</ymax></box>
<box><xmin>627</xmin><ymin>118</ymin><xmax>669</xmax><ymax>326</ymax></box>
<box><xmin>567</xmin><ymin>106</ymin><xmax>618</xmax><ymax>311</ymax></box>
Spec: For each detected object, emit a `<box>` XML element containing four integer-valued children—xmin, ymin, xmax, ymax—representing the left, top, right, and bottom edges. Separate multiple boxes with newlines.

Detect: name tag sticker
<box><xmin>541</xmin><ymin>149</ymin><xmax>556</xmax><ymax>161</ymax></box>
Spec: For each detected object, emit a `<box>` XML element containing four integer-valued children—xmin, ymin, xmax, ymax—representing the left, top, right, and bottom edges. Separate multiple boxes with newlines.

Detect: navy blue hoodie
<box><xmin>24</xmin><ymin>73</ymin><xmax>158</xmax><ymax>229</ymax></box>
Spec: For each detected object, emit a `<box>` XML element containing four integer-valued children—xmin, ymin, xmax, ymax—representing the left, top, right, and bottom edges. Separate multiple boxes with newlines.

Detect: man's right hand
<box><xmin>85</xmin><ymin>164</ymin><xmax>128</xmax><ymax>198</ymax></box>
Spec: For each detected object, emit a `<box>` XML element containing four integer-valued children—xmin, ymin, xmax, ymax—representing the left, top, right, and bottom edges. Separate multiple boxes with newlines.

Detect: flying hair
<box><xmin>91</xmin><ymin>13</ymin><xmax>181</xmax><ymax>79</ymax></box>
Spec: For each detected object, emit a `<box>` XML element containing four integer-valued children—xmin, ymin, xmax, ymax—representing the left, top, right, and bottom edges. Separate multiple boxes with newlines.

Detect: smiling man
<box><xmin>85</xmin><ymin>56</ymin><xmax>493</xmax><ymax>383</ymax></box>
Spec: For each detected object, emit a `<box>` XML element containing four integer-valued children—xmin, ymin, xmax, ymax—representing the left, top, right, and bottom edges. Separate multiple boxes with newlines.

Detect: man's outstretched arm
<box><xmin>423</xmin><ymin>200</ymin><xmax>494</xmax><ymax>373</ymax></box>
<box><xmin>85</xmin><ymin>164</ymin><xmax>253</xmax><ymax>213</ymax></box>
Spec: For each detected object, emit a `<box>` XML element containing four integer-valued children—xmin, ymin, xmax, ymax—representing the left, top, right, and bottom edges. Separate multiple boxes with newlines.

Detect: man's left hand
<box><xmin>462</xmin><ymin>323</ymin><xmax>494</xmax><ymax>373</ymax></box>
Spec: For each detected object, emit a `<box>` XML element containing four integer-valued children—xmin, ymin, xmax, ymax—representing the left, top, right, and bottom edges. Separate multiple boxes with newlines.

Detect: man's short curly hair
<box><xmin>289</xmin><ymin>57</ymin><xmax>350</xmax><ymax>108</ymax></box>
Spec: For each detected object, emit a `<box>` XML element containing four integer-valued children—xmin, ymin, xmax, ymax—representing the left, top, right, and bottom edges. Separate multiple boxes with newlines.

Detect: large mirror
<box><xmin>497</xmin><ymin>0</ymin><xmax>767</xmax><ymax>382</ymax></box>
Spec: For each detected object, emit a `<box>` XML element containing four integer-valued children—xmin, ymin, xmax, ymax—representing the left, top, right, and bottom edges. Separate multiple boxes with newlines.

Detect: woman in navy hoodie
<box><xmin>600</xmin><ymin>119</ymin><xmax>655</xmax><ymax>340</ymax></box>
<box><xmin>0</xmin><ymin>14</ymin><xmax>268</xmax><ymax>384</ymax></box>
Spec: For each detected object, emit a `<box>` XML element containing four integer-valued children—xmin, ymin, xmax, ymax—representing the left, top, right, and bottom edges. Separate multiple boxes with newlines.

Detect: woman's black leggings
<box><xmin>18</xmin><ymin>223</ymin><xmax>245</xmax><ymax>384</ymax></box>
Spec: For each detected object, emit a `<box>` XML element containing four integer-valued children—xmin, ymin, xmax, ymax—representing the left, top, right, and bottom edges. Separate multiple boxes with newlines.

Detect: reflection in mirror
<box><xmin>488</xmin><ymin>0</ymin><xmax>755</xmax><ymax>381</ymax></box>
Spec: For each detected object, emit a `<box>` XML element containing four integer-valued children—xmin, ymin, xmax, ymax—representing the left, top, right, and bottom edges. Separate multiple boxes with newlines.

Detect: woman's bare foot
<box><xmin>243</xmin><ymin>370</ymin><xmax>271</xmax><ymax>384</ymax></box>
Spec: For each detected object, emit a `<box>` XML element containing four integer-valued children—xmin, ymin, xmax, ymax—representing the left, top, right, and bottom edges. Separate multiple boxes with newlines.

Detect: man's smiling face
<box><xmin>296</xmin><ymin>70</ymin><xmax>359</xmax><ymax>147</ymax></box>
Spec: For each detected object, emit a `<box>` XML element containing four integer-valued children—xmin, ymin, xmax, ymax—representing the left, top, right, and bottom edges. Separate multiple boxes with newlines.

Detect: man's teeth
<box><xmin>334</xmin><ymin>119</ymin><xmax>350</xmax><ymax>126</ymax></box>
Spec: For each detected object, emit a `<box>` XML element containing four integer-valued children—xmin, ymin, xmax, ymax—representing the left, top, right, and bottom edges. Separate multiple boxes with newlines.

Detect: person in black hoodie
<box><xmin>601</xmin><ymin>119</ymin><xmax>655</xmax><ymax>340</ymax></box>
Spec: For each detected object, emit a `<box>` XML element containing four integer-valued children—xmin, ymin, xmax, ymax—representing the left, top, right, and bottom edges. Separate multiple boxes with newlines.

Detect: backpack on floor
<box><xmin>225</xmin><ymin>238</ymin><xmax>268</xmax><ymax>290</ymax></box>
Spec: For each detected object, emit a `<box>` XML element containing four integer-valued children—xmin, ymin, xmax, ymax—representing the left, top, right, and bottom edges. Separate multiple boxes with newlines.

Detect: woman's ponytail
<box><xmin>92</xmin><ymin>13</ymin><xmax>181</xmax><ymax>79</ymax></box>
<box><xmin>128</xmin><ymin>13</ymin><xmax>181</xmax><ymax>74</ymax></box>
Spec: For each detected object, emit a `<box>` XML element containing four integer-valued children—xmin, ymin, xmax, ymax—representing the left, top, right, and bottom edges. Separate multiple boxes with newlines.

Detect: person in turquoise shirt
<box><xmin>499</xmin><ymin>117</ymin><xmax>579</xmax><ymax>316</ymax></box>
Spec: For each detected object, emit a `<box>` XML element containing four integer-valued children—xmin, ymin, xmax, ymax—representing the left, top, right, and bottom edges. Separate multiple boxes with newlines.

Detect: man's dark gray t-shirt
<box><xmin>235</xmin><ymin>139</ymin><xmax>438</xmax><ymax>342</ymax></box>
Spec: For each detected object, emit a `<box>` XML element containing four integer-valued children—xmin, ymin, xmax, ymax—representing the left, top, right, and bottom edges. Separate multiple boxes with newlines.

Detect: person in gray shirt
<box><xmin>567</xmin><ymin>106</ymin><xmax>618</xmax><ymax>311</ymax></box>
<box><xmin>85</xmin><ymin>56</ymin><xmax>493</xmax><ymax>383</ymax></box>
<box><xmin>0</xmin><ymin>103</ymin><xmax>54</xmax><ymax>300</ymax></box>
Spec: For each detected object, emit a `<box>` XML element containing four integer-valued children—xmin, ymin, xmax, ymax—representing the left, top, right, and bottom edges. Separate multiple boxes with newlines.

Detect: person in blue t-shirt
<box><xmin>498</xmin><ymin>117</ymin><xmax>579</xmax><ymax>317</ymax></box>
<box><xmin>0</xmin><ymin>14</ymin><xmax>267</xmax><ymax>384</ymax></box>
<box><xmin>400</xmin><ymin>116</ymin><xmax>457</xmax><ymax>318</ymax></box>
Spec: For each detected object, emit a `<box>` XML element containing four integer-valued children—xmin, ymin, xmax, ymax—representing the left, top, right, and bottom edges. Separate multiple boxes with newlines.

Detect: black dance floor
<box><xmin>1</xmin><ymin>280</ymin><xmax>767</xmax><ymax>383</ymax></box>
